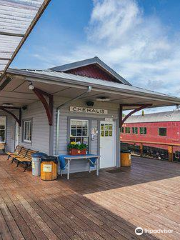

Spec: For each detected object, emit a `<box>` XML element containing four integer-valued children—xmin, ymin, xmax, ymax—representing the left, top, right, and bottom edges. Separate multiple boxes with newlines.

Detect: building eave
<box><xmin>6</xmin><ymin>68</ymin><xmax>180</xmax><ymax>107</ymax></box>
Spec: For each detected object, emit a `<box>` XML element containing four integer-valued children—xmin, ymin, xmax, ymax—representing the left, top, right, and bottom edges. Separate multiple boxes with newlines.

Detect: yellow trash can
<box><xmin>121</xmin><ymin>150</ymin><xmax>131</xmax><ymax>167</ymax></box>
<box><xmin>40</xmin><ymin>156</ymin><xmax>58</xmax><ymax>181</ymax></box>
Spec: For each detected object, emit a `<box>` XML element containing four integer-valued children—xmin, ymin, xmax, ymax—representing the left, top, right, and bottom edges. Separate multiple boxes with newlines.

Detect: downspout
<box><xmin>55</xmin><ymin>86</ymin><xmax>92</xmax><ymax>155</ymax></box>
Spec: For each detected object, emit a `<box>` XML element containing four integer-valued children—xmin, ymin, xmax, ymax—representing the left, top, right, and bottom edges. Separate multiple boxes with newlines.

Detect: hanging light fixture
<box><xmin>96</xmin><ymin>96</ymin><xmax>110</xmax><ymax>102</ymax></box>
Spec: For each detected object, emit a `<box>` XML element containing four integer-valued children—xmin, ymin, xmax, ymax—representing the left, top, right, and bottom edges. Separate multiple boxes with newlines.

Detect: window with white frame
<box><xmin>23</xmin><ymin>120</ymin><xmax>32</xmax><ymax>143</ymax></box>
<box><xmin>70</xmin><ymin>119</ymin><xmax>89</xmax><ymax>147</ymax></box>
<box><xmin>0</xmin><ymin>116</ymin><xmax>6</xmax><ymax>143</ymax></box>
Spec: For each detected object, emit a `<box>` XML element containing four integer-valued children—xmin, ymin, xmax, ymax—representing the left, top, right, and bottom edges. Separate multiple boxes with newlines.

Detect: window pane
<box><xmin>109</xmin><ymin>124</ymin><xmax>112</xmax><ymax>130</ymax></box>
<box><xmin>82</xmin><ymin>121</ymin><xmax>88</xmax><ymax>127</ymax></box>
<box><xmin>0</xmin><ymin>130</ymin><xmax>5</xmax><ymax>142</ymax></box>
<box><xmin>70</xmin><ymin>137</ymin><xmax>76</xmax><ymax>143</ymax></box>
<box><xmin>0</xmin><ymin>117</ymin><xmax>6</xmax><ymax>126</ymax></box>
<box><xmin>29</xmin><ymin>122</ymin><xmax>32</xmax><ymax>140</ymax></box>
<box><xmin>159</xmin><ymin>128</ymin><xmax>167</xmax><ymax>136</ymax></box>
<box><xmin>82</xmin><ymin>129</ymin><xmax>87</xmax><ymax>136</ymax></box>
<box><xmin>71</xmin><ymin>128</ymin><xmax>76</xmax><ymax>136</ymax></box>
<box><xmin>77</xmin><ymin>127</ymin><xmax>82</xmax><ymax>136</ymax></box>
<box><xmin>125</xmin><ymin>127</ymin><xmax>130</xmax><ymax>134</ymax></box>
<box><xmin>132</xmin><ymin>127</ymin><xmax>138</xmax><ymax>134</ymax></box>
<box><xmin>140</xmin><ymin>127</ymin><xmax>146</xmax><ymax>135</ymax></box>
<box><xmin>23</xmin><ymin>120</ymin><xmax>32</xmax><ymax>142</ymax></box>
<box><xmin>105</xmin><ymin>124</ymin><xmax>109</xmax><ymax>130</ymax></box>
<box><xmin>83</xmin><ymin>137</ymin><xmax>89</xmax><ymax>145</ymax></box>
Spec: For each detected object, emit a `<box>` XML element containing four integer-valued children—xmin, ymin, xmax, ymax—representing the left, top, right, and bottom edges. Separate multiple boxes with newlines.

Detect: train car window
<box><xmin>159</xmin><ymin>128</ymin><xmax>167</xmax><ymax>136</ymax></box>
<box><xmin>120</xmin><ymin>127</ymin><xmax>124</xmax><ymax>133</ymax></box>
<box><xmin>132</xmin><ymin>127</ymin><xmax>138</xmax><ymax>134</ymax></box>
<box><xmin>140</xmin><ymin>127</ymin><xmax>147</xmax><ymax>134</ymax></box>
<box><xmin>125</xmin><ymin>127</ymin><xmax>130</xmax><ymax>134</ymax></box>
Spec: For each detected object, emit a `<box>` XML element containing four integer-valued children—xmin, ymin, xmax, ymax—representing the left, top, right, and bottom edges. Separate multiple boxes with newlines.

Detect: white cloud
<box><xmin>84</xmin><ymin>0</ymin><xmax>180</xmax><ymax>95</ymax></box>
<box><xmin>54</xmin><ymin>0</ymin><xmax>179</xmax><ymax>100</ymax></box>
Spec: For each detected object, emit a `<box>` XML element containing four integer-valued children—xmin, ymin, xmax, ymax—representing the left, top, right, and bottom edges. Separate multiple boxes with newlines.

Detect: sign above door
<box><xmin>70</xmin><ymin>106</ymin><xmax>108</xmax><ymax>115</ymax></box>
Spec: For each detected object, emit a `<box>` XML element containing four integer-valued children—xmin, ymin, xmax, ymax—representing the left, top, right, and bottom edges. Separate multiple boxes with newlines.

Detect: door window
<box><xmin>101</xmin><ymin>123</ymin><xmax>113</xmax><ymax>137</ymax></box>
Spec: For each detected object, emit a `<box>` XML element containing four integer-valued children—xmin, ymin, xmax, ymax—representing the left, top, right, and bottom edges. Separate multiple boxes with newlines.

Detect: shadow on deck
<box><xmin>0</xmin><ymin>155</ymin><xmax>180</xmax><ymax>240</ymax></box>
<box><xmin>62</xmin><ymin>156</ymin><xmax>180</xmax><ymax>194</ymax></box>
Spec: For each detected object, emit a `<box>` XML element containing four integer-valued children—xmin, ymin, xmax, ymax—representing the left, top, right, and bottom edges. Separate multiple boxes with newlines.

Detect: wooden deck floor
<box><xmin>0</xmin><ymin>156</ymin><xmax>180</xmax><ymax>240</ymax></box>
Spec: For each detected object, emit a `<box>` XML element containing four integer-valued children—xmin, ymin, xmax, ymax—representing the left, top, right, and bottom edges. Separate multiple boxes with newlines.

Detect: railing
<box><xmin>121</xmin><ymin>140</ymin><xmax>180</xmax><ymax>162</ymax></box>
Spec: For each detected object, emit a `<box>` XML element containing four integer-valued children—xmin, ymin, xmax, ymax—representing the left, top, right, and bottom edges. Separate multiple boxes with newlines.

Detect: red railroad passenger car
<box><xmin>120</xmin><ymin>110</ymin><xmax>180</xmax><ymax>150</ymax></box>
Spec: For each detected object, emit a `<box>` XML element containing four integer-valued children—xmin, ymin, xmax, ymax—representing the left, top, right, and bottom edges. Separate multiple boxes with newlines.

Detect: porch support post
<box><xmin>119</xmin><ymin>105</ymin><xmax>123</xmax><ymax>129</ymax></box>
<box><xmin>0</xmin><ymin>106</ymin><xmax>21</xmax><ymax>126</ymax></box>
<box><xmin>33</xmin><ymin>87</ymin><xmax>53</xmax><ymax>126</ymax></box>
<box><xmin>140</xmin><ymin>143</ymin><xmax>143</xmax><ymax>157</ymax></box>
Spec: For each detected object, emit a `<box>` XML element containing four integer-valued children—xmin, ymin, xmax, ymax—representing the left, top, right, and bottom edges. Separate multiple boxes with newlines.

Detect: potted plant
<box><xmin>68</xmin><ymin>142</ymin><xmax>87</xmax><ymax>155</ymax></box>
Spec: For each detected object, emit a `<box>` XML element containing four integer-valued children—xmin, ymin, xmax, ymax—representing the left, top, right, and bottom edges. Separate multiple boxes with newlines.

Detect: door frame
<box><xmin>99</xmin><ymin>120</ymin><xmax>116</xmax><ymax>168</ymax></box>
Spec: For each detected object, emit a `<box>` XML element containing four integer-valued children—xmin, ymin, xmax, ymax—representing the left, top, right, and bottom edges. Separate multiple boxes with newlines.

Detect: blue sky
<box><xmin>12</xmin><ymin>0</ymin><xmax>180</xmax><ymax>112</ymax></box>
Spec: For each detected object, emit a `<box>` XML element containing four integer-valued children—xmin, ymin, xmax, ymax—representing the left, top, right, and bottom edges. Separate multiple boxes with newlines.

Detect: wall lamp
<box><xmin>28</xmin><ymin>83</ymin><xmax>34</xmax><ymax>90</ymax></box>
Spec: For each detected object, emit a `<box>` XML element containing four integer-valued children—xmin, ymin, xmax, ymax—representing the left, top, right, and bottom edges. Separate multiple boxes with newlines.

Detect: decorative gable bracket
<box><xmin>33</xmin><ymin>87</ymin><xmax>53</xmax><ymax>126</ymax></box>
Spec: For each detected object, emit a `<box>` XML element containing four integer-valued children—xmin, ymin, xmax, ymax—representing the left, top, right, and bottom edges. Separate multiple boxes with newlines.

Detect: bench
<box><xmin>14</xmin><ymin>149</ymin><xmax>37</xmax><ymax>171</ymax></box>
<box><xmin>0</xmin><ymin>142</ymin><xmax>5</xmax><ymax>153</ymax></box>
<box><xmin>7</xmin><ymin>145</ymin><xmax>23</xmax><ymax>160</ymax></box>
<box><xmin>7</xmin><ymin>146</ymin><xmax>37</xmax><ymax>171</ymax></box>
<box><xmin>11</xmin><ymin>147</ymin><xmax>28</xmax><ymax>164</ymax></box>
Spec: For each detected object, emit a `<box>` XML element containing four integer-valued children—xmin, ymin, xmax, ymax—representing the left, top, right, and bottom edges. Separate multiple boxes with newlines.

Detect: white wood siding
<box><xmin>18</xmin><ymin>101</ymin><xmax>50</xmax><ymax>154</ymax></box>
<box><xmin>54</xmin><ymin>97</ymin><xmax>120</xmax><ymax>173</ymax></box>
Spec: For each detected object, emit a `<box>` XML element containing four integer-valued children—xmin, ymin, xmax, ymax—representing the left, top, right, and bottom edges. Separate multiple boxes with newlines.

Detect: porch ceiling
<box><xmin>1</xmin><ymin>73</ymin><xmax>180</xmax><ymax>110</ymax></box>
<box><xmin>0</xmin><ymin>0</ymin><xmax>50</xmax><ymax>79</ymax></box>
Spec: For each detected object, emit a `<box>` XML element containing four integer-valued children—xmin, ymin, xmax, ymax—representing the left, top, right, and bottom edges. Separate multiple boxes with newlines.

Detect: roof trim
<box><xmin>50</xmin><ymin>57</ymin><xmax>132</xmax><ymax>86</ymax></box>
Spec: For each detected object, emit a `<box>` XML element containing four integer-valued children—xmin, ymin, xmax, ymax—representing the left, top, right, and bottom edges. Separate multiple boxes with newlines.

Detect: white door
<box><xmin>100</xmin><ymin>121</ymin><xmax>116</xmax><ymax>168</ymax></box>
<box><xmin>15</xmin><ymin>122</ymin><xmax>19</xmax><ymax>148</ymax></box>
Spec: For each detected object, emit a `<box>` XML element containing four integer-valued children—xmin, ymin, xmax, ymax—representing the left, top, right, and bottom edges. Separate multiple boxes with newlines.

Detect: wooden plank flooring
<box><xmin>0</xmin><ymin>156</ymin><xmax>180</xmax><ymax>239</ymax></box>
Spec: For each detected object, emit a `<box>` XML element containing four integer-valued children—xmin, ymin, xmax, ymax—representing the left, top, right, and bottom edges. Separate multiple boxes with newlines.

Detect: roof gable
<box><xmin>65</xmin><ymin>64</ymin><xmax>120</xmax><ymax>83</ymax></box>
<box><xmin>50</xmin><ymin>57</ymin><xmax>131</xmax><ymax>86</ymax></box>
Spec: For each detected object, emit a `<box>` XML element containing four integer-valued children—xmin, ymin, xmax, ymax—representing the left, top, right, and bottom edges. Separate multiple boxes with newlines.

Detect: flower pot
<box><xmin>69</xmin><ymin>149</ymin><xmax>86</xmax><ymax>155</ymax></box>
